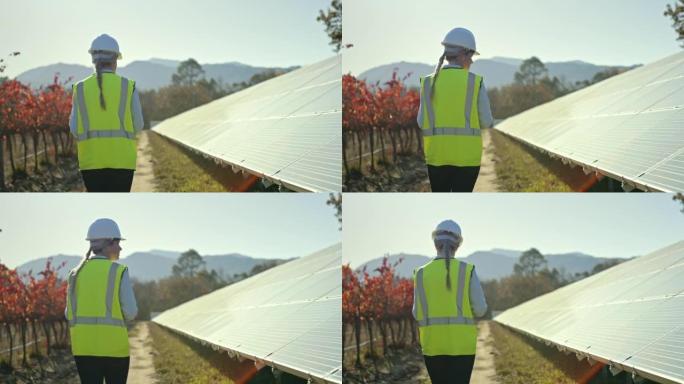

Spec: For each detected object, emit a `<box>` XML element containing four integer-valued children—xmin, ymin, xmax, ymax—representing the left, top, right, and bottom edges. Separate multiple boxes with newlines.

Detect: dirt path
<box><xmin>131</xmin><ymin>130</ymin><xmax>156</xmax><ymax>192</ymax></box>
<box><xmin>350</xmin><ymin>321</ymin><xmax>499</xmax><ymax>384</ymax></box>
<box><xmin>471</xmin><ymin>321</ymin><xmax>499</xmax><ymax>384</ymax></box>
<box><xmin>128</xmin><ymin>321</ymin><xmax>157</xmax><ymax>383</ymax></box>
<box><xmin>405</xmin><ymin>321</ymin><xmax>499</xmax><ymax>383</ymax></box>
<box><xmin>474</xmin><ymin>128</ymin><xmax>499</xmax><ymax>192</ymax></box>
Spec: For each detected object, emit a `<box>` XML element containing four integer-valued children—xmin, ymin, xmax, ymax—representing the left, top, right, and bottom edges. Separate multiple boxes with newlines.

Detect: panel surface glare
<box><xmin>495</xmin><ymin>241</ymin><xmax>684</xmax><ymax>384</ymax></box>
<box><xmin>494</xmin><ymin>52</ymin><xmax>684</xmax><ymax>191</ymax></box>
<box><xmin>152</xmin><ymin>56</ymin><xmax>342</xmax><ymax>192</ymax></box>
<box><xmin>153</xmin><ymin>244</ymin><xmax>342</xmax><ymax>383</ymax></box>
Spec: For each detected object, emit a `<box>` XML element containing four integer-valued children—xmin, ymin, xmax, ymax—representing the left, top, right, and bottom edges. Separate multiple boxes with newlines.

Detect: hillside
<box><xmin>358</xmin><ymin>57</ymin><xmax>636</xmax><ymax>89</ymax></box>
<box><xmin>16</xmin><ymin>251</ymin><xmax>288</xmax><ymax>281</ymax></box>
<box><xmin>15</xmin><ymin>59</ymin><xmax>298</xmax><ymax>90</ymax></box>
<box><xmin>359</xmin><ymin>249</ymin><xmax>626</xmax><ymax>280</ymax></box>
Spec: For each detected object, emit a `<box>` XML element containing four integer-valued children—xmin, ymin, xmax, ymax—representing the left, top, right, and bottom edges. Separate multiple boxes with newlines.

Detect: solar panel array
<box><xmin>495</xmin><ymin>240</ymin><xmax>684</xmax><ymax>384</ymax></box>
<box><xmin>152</xmin><ymin>56</ymin><xmax>341</xmax><ymax>192</ymax></box>
<box><xmin>495</xmin><ymin>51</ymin><xmax>684</xmax><ymax>192</ymax></box>
<box><xmin>153</xmin><ymin>244</ymin><xmax>342</xmax><ymax>383</ymax></box>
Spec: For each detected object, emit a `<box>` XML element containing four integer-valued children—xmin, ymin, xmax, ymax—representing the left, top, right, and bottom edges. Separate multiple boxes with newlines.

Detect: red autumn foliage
<box><xmin>0</xmin><ymin>77</ymin><xmax>72</xmax><ymax>136</ymax></box>
<box><xmin>34</xmin><ymin>79</ymin><xmax>73</xmax><ymax>133</ymax></box>
<box><xmin>342</xmin><ymin>72</ymin><xmax>421</xmax><ymax>175</ymax></box>
<box><xmin>0</xmin><ymin>259</ymin><xmax>69</xmax><ymax>367</ymax></box>
<box><xmin>343</xmin><ymin>257</ymin><xmax>414</xmax><ymax>323</ymax></box>
<box><xmin>0</xmin><ymin>80</ymin><xmax>37</xmax><ymax>135</ymax></box>
<box><xmin>342</xmin><ymin>74</ymin><xmax>376</xmax><ymax>134</ymax></box>
<box><xmin>342</xmin><ymin>256</ymin><xmax>417</xmax><ymax>366</ymax></box>
<box><xmin>0</xmin><ymin>77</ymin><xmax>73</xmax><ymax>187</ymax></box>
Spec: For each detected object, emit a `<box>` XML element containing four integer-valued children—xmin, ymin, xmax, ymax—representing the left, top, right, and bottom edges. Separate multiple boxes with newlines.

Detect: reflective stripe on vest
<box><xmin>75</xmin><ymin>77</ymin><xmax>135</xmax><ymax>141</ymax></box>
<box><xmin>68</xmin><ymin>262</ymin><xmax>125</xmax><ymax>328</ymax></box>
<box><xmin>67</xmin><ymin>259</ymin><xmax>129</xmax><ymax>357</ymax></box>
<box><xmin>421</xmin><ymin>72</ymin><xmax>480</xmax><ymax>137</ymax></box>
<box><xmin>414</xmin><ymin>260</ymin><xmax>477</xmax><ymax>356</ymax></box>
<box><xmin>74</xmin><ymin>73</ymin><xmax>137</xmax><ymax>170</ymax></box>
<box><xmin>420</xmin><ymin>69</ymin><xmax>483</xmax><ymax>167</ymax></box>
<box><xmin>415</xmin><ymin>260</ymin><xmax>474</xmax><ymax>327</ymax></box>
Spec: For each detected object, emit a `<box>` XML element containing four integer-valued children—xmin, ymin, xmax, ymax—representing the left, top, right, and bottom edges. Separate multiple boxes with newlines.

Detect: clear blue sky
<box><xmin>0</xmin><ymin>194</ymin><xmax>340</xmax><ymax>268</ymax></box>
<box><xmin>343</xmin><ymin>0</ymin><xmax>682</xmax><ymax>75</ymax></box>
<box><xmin>343</xmin><ymin>194</ymin><xmax>684</xmax><ymax>267</ymax></box>
<box><xmin>0</xmin><ymin>0</ymin><xmax>334</xmax><ymax>78</ymax></box>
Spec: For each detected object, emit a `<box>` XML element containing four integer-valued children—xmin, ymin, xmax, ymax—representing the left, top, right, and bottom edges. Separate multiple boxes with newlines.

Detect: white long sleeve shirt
<box><xmin>64</xmin><ymin>254</ymin><xmax>138</xmax><ymax>321</ymax></box>
<box><xmin>69</xmin><ymin>69</ymin><xmax>145</xmax><ymax>137</ymax></box>
<box><xmin>417</xmin><ymin>64</ymin><xmax>495</xmax><ymax>130</ymax></box>
<box><xmin>466</xmin><ymin>266</ymin><xmax>488</xmax><ymax>317</ymax></box>
<box><xmin>412</xmin><ymin>258</ymin><xmax>489</xmax><ymax>319</ymax></box>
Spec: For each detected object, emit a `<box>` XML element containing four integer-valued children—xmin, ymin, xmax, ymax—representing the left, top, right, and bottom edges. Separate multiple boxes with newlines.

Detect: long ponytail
<box><xmin>431</xmin><ymin>53</ymin><xmax>446</xmax><ymax>99</ymax></box>
<box><xmin>72</xmin><ymin>247</ymin><xmax>93</xmax><ymax>279</ymax></box>
<box><xmin>444</xmin><ymin>256</ymin><xmax>452</xmax><ymax>290</ymax></box>
<box><xmin>95</xmin><ymin>62</ymin><xmax>106</xmax><ymax>110</ymax></box>
<box><xmin>67</xmin><ymin>247</ymin><xmax>92</xmax><ymax>319</ymax></box>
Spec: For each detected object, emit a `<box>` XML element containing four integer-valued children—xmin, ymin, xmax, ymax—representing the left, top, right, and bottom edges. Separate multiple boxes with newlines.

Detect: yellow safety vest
<box><xmin>413</xmin><ymin>258</ymin><xmax>477</xmax><ymax>356</ymax></box>
<box><xmin>66</xmin><ymin>259</ymin><xmax>129</xmax><ymax>357</ymax></box>
<box><xmin>420</xmin><ymin>68</ymin><xmax>483</xmax><ymax>167</ymax></box>
<box><xmin>73</xmin><ymin>73</ymin><xmax>137</xmax><ymax>170</ymax></box>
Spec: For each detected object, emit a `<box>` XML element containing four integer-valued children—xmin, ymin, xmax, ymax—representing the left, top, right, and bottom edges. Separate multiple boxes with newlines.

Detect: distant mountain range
<box><xmin>17</xmin><ymin>250</ymin><xmax>290</xmax><ymax>282</ymax></box>
<box><xmin>15</xmin><ymin>58</ymin><xmax>299</xmax><ymax>90</ymax></box>
<box><xmin>358</xmin><ymin>57</ymin><xmax>638</xmax><ymax>89</ymax></box>
<box><xmin>358</xmin><ymin>249</ymin><xmax>627</xmax><ymax>281</ymax></box>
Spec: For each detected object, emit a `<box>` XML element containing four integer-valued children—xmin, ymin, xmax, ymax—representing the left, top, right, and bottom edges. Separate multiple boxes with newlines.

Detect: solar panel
<box><xmin>152</xmin><ymin>244</ymin><xmax>342</xmax><ymax>383</ymax></box>
<box><xmin>495</xmin><ymin>240</ymin><xmax>684</xmax><ymax>384</ymax></box>
<box><xmin>495</xmin><ymin>52</ymin><xmax>684</xmax><ymax>192</ymax></box>
<box><xmin>152</xmin><ymin>56</ymin><xmax>342</xmax><ymax>192</ymax></box>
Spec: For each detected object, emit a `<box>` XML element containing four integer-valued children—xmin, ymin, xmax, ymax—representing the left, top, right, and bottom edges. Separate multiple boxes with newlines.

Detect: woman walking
<box><xmin>417</xmin><ymin>28</ymin><xmax>494</xmax><ymax>192</ymax></box>
<box><xmin>69</xmin><ymin>34</ymin><xmax>144</xmax><ymax>192</ymax></box>
<box><xmin>413</xmin><ymin>220</ymin><xmax>488</xmax><ymax>383</ymax></box>
<box><xmin>66</xmin><ymin>218</ymin><xmax>138</xmax><ymax>384</ymax></box>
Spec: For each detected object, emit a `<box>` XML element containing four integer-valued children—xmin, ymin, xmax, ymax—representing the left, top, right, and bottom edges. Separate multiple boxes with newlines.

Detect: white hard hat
<box><xmin>441</xmin><ymin>27</ymin><xmax>479</xmax><ymax>55</ymax></box>
<box><xmin>86</xmin><ymin>218</ymin><xmax>124</xmax><ymax>241</ymax></box>
<box><xmin>88</xmin><ymin>34</ymin><xmax>122</xmax><ymax>60</ymax></box>
<box><xmin>432</xmin><ymin>219</ymin><xmax>463</xmax><ymax>245</ymax></box>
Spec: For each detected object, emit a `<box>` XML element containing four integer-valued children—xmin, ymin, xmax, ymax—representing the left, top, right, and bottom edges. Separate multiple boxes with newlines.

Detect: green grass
<box><xmin>489</xmin><ymin>322</ymin><xmax>628</xmax><ymax>384</ymax></box>
<box><xmin>148</xmin><ymin>323</ymin><xmax>302</xmax><ymax>384</ymax></box>
<box><xmin>490</xmin><ymin>129</ymin><xmax>574</xmax><ymax>192</ymax></box>
<box><xmin>490</xmin><ymin>322</ymin><xmax>575</xmax><ymax>384</ymax></box>
<box><xmin>148</xmin><ymin>322</ymin><xmax>237</xmax><ymax>384</ymax></box>
<box><xmin>147</xmin><ymin>131</ymin><xmax>261</xmax><ymax>192</ymax></box>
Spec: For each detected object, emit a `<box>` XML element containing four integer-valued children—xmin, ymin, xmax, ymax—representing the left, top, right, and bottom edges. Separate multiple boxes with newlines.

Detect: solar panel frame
<box><xmin>494</xmin><ymin>241</ymin><xmax>684</xmax><ymax>384</ymax></box>
<box><xmin>152</xmin><ymin>56</ymin><xmax>342</xmax><ymax>192</ymax></box>
<box><xmin>494</xmin><ymin>52</ymin><xmax>684</xmax><ymax>192</ymax></box>
<box><xmin>152</xmin><ymin>244</ymin><xmax>342</xmax><ymax>384</ymax></box>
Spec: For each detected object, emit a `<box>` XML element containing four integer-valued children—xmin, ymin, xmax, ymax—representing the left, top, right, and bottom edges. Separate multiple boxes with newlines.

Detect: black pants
<box><xmin>427</xmin><ymin>165</ymin><xmax>480</xmax><ymax>192</ymax></box>
<box><xmin>81</xmin><ymin>169</ymin><xmax>134</xmax><ymax>192</ymax></box>
<box><xmin>424</xmin><ymin>354</ymin><xmax>475</xmax><ymax>384</ymax></box>
<box><xmin>74</xmin><ymin>356</ymin><xmax>130</xmax><ymax>384</ymax></box>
